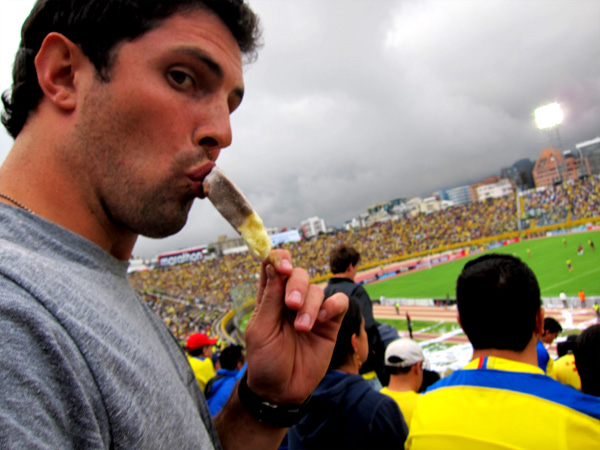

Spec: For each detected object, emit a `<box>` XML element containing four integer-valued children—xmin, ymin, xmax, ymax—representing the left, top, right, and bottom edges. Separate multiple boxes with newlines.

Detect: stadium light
<box><xmin>534</xmin><ymin>103</ymin><xmax>563</xmax><ymax>129</ymax></box>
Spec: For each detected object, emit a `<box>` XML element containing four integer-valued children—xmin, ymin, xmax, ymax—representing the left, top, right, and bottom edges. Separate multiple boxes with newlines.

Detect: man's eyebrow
<box><xmin>177</xmin><ymin>46</ymin><xmax>244</xmax><ymax>102</ymax></box>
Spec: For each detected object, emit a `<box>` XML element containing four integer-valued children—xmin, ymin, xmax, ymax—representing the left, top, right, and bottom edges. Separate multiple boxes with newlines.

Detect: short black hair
<box><xmin>386</xmin><ymin>365</ymin><xmax>414</xmax><ymax>376</ymax></box>
<box><xmin>188</xmin><ymin>347</ymin><xmax>207</xmax><ymax>357</ymax></box>
<box><xmin>219</xmin><ymin>344</ymin><xmax>244</xmax><ymax>370</ymax></box>
<box><xmin>456</xmin><ymin>254</ymin><xmax>541</xmax><ymax>352</ymax></box>
<box><xmin>556</xmin><ymin>334</ymin><xmax>578</xmax><ymax>358</ymax></box>
<box><xmin>2</xmin><ymin>0</ymin><xmax>262</xmax><ymax>138</ymax></box>
<box><xmin>543</xmin><ymin>317</ymin><xmax>563</xmax><ymax>334</ymax></box>
<box><xmin>329</xmin><ymin>244</ymin><xmax>360</xmax><ymax>275</ymax></box>
<box><xmin>574</xmin><ymin>324</ymin><xmax>600</xmax><ymax>397</ymax></box>
<box><xmin>329</xmin><ymin>296</ymin><xmax>363</xmax><ymax>370</ymax></box>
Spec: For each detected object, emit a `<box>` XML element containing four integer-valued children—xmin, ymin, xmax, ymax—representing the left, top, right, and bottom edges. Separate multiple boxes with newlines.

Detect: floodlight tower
<box><xmin>534</xmin><ymin>102</ymin><xmax>564</xmax><ymax>150</ymax></box>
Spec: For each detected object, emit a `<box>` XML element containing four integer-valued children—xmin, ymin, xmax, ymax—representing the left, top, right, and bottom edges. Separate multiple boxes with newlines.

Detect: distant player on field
<box><xmin>579</xmin><ymin>289</ymin><xmax>586</xmax><ymax>308</ymax></box>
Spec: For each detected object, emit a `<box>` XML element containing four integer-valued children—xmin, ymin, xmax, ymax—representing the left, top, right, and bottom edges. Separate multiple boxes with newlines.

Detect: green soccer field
<box><xmin>364</xmin><ymin>231</ymin><xmax>600</xmax><ymax>299</ymax></box>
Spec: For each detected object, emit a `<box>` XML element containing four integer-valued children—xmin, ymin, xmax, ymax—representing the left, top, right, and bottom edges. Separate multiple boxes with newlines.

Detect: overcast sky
<box><xmin>1</xmin><ymin>0</ymin><xmax>599</xmax><ymax>259</ymax></box>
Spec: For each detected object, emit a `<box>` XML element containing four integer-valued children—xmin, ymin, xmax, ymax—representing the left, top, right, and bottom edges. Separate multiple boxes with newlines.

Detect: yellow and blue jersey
<box><xmin>187</xmin><ymin>355</ymin><xmax>215</xmax><ymax>391</ymax></box>
<box><xmin>407</xmin><ymin>356</ymin><xmax>600</xmax><ymax>449</ymax></box>
<box><xmin>536</xmin><ymin>341</ymin><xmax>556</xmax><ymax>379</ymax></box>
<box><xmin>554</xmin><ymin>354</ymin><xmax>581</xmax><ymax>391</ymax></box>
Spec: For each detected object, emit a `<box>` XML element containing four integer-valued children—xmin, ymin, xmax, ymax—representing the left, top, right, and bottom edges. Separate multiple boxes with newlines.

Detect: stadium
<box><xmin>128</xmin><ymin>175</ymin><xmax>600</xmax><ymax>375</ymax></box>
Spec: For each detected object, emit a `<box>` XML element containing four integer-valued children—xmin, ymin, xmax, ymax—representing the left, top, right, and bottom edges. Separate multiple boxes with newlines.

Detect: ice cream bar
<box><xmin>203</xmin><ymin>167</ymin><xmax>272</xmax><ymax>260</ymax></box>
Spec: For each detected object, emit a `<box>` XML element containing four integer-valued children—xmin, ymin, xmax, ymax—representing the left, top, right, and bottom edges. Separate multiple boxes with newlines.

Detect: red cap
<box><xmin>186</xmin><ymin>332</ymin><xmax>217</xmax><ymax>351</ymax></box>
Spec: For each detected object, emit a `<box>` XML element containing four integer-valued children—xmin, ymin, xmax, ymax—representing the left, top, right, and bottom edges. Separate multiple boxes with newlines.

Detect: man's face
<box><xmin>202</xmin><ymin>345</ymin><xmax>213</xmax><ymax>359</ymax></box>
<box><xmin>542</xmin><ymin>330</ymin><xmax>559</xmax><ymax>344</ymax></box>
<box><xmin>72</xmin><ymin>9</ymin><xmax>244</xmax><ymax>238</ymax></box>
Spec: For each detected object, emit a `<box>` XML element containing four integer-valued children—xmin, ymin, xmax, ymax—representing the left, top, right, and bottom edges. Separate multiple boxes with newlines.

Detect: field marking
<box><xmin>541</xmin><ymin>264</ymin><xmax>600</xmax><ymax>292</ymax></box>
<box><xmin>419</xmin><ymin>327</ymin><xmax>464</xmax><ymax>346</ymax></box>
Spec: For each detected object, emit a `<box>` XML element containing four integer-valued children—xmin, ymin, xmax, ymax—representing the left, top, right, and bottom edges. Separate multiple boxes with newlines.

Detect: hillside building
<box><xmin>533</xmin><ymin>148</ymin><xmax>566</xmax><ymax>187</ymax></box>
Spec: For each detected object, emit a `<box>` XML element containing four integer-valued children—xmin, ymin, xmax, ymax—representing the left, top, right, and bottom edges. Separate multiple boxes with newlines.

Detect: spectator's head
<box><xmin>329</xmin><ymin>244</ymin><xmax>360</xmax><ymax>276</ymax></box>
<box><xmin>211</xmin><ymin>351</ymin><xmax>221</xmax><ymax>371</ymax></box>
<box><xmin>457</xmin><ymin>254</ymin><xmax>542</xmax><ymax>352</ymax></box>
<box><xmin>186</xmin><ymin>332</ymin><xmax>217</xmax><ymax>358</ymax></box>
<box><xmin>556</xmin><ymin>334</ymin><xmax>578</xmax><ymax>358</ymax></box>
<box><xmin>574</xmin><ymin>324</ymin><xmax>600</xmax><ymax>397</ymax></box>
<box><xmin>219</xmin><ymin>344</ymin><xmax>245</xmax><ymax>371</ymax></box>
<box><xmin>541</xmin><ymin>317</ymin><xmax>563</xmax><ymax>344</ymax></box>
<box><xmin>329</xmin><ymin>296</ymin><xmax>368</xmax><ymax>372</ymax></box>
<box><xmin>385</xmin><ymin>339</ymin><xmax>425</xmax><ymax>391</ymax></box>
<box><xmin>2</xmin><ymin>0</ymin><xmax>262</xmax><ymax>138</ymax></box>
<box><xmin>419</xmin><ymin>369</ymin><xmax>441</xmax><ymax>393</ymax></box>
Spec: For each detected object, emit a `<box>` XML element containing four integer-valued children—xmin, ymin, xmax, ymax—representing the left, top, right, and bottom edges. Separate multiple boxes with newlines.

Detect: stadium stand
<box><xmin>128</xmin><ymin>176</ymin><xmax>600</xmax><ymax>342</ymax></box>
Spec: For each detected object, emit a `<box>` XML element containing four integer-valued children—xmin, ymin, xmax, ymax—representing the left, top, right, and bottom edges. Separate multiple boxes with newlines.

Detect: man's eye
<box><xmin>169</xmin><ymin>70</ymin><xmax>194</xmax><ymax>88</ymax></box>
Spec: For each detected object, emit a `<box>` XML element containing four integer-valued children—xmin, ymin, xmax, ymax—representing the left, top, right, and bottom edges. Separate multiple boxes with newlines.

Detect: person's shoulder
<box><xmin>326</xmin><ymin>276</ymin><xmax>353</xmax><ymax>286</ymax></box>
<box><xmin>0</xmin><ymin>274</ymin><xmax>62</xmax><ymax>328</ymax></box>
<box><xmin>324</xmin><ymin>277</ymin><xmax>357</xmax><ymax>295</ymax></box>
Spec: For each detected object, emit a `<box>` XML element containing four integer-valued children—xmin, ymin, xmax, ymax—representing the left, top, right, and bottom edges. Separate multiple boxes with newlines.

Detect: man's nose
<box><xmin>192</xmin><ymin>102</ymin><xmax>233</xmax><ymax>160</ymax></box>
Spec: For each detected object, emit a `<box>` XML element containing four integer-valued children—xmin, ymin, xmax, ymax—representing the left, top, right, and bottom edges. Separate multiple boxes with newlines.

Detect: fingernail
<box><xmin>280</xmin><ymin>259</ymin><xmax>293</xmax><ymax>271</ymax></box>
<box><xmin>296</xmin><ymin>313</ymin><xmax>311</xmax><ymax>329</ymax></box>
<box><xmin>287</xmin><ymin>290</ymin><xmax>302</xmax><ymax>307</ymax></box>
<box><xmin>317</xmin><ymin>309</ymin><xmax>328</xmax><ymax>322</ymax></box>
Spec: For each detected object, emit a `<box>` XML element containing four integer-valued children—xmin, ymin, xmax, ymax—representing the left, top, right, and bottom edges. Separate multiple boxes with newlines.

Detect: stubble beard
<box><xmin>74</xmin><ymin>81</ymin><xmax>193</xmax><ymax>239</ymax></box>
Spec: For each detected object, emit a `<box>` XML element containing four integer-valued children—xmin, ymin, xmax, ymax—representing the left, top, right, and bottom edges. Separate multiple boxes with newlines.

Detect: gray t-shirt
<box><xmin>0</xmin><ymin>205</ymin><xmax>221</xmax><ymax>449</ymax></box>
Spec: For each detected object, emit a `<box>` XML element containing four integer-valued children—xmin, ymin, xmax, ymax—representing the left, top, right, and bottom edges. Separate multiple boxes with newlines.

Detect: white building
<box><xmin>476</xmin><ymin>178</ymin><xmax>513</xmax><ymax>201</ymax></box>
<box><xmin>345</xmin><ymin>214</ymin><xmax>368</xmax><ymax>230</ymax></box>
<box><xmin>300</xmin><ymin>216</ymin><xmax>327</xmax><ymax>238</ymax></box>
<box><xmin>418</xmin><ymin>196</ymin><xmax>452</xmax><ymax>214</ymax></box>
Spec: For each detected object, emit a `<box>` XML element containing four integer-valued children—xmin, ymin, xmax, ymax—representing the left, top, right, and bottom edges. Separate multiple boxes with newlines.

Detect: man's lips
<box><xmin>187</xmin><ymin>161</ymin><xmax>216</xmax><ymax>198</ymax></box>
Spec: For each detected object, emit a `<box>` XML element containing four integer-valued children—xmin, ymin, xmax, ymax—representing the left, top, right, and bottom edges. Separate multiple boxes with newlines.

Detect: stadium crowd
<box><xmin>6</xmin><ymin>0</ymin><xmax>598</xmax><ymax>447</ymax></box>
<box><xmin>128</xmin><ymin>176</ymin><xmax>600</xmax><ymax>340</ymax></box>
<box><xmin>521</xmin><ymin>176</ymin><xmax>600</xmax><ymax>227</ymax></box>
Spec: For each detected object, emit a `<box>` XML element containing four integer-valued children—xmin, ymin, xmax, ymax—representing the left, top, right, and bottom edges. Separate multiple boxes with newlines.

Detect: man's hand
<box><xmin>244</xmin><ymin>249</ymin><xmax>348</xmax><ymax>404</ymax></box>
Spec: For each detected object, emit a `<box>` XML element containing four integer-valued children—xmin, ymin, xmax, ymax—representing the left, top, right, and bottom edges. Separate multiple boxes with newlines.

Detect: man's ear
<box><xmin>34</xmin><ymin>32</ymin><xmax>86</xmax><ymax>111</ymax></box>
<box><xmin>350</xmin><ymin>333</ymin><xmax>357</xmax><ymax>353</ymax></box>
<box><xmin>413</xmin><ymin>361</ymin><xmax>423</xmax><ymax>375</ymax></box>
<box><xmin>534</xmin><ymin>307</ymin><xmax>545</xmax><ymax>337</ymax></box>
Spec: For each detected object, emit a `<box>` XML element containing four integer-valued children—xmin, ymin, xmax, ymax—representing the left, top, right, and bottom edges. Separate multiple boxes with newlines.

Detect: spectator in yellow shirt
<box><xmin>186</xmin><ymin>332</ymin><xmax>217</xmax><ymax>391</ymax></box>
<box><xmin>380</xmin><ymin>339</ymin><xmax>425</xmax><ymax>426</ymax></box>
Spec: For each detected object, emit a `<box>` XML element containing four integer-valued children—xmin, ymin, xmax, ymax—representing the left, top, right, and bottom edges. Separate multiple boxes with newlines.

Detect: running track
<box><xmin>374</xmin><ymin>304</ymin><xmax>598</xmax><ymax>350</ymax></box>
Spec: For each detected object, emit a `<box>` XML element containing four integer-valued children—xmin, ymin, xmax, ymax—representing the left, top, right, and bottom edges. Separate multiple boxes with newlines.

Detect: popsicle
<box><xmin>202</xmin><ymin>166</ymin><xmax>272</xmax><ymax>260</ymax></box>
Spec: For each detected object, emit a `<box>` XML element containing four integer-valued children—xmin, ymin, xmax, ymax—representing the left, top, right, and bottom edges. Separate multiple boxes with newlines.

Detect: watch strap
<box><xmin>237</xmin><ymin>372</ymin><xmax>311</xmax><ymax>428</ymax></box>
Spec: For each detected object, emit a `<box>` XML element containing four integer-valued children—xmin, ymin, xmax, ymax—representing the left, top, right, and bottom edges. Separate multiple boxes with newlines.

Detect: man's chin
<box><xmin>135</xmin><ymin>213</ymin><xmax>189</xmax><ymax>239</ymax></box>
<box><xmin>133</xmin><ymin>198</ymin><xmax>193</xmax><ymax>239</ymax></box>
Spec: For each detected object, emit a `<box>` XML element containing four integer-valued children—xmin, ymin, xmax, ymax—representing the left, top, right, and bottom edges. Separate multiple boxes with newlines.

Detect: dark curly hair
<box><xmin>1</xmin><ymin>0</ymin><xmax>262</xmax><ymax>138</ymax></box>
<box><xmin>329</xmin><ymin>244</ymin><xmax>361</xmax><ymax>275</ymax></box>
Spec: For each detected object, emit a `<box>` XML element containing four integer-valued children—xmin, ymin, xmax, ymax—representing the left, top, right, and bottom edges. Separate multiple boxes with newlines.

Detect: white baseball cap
<box><xmin>385</xmin><ymin>339</ymin><xmax>424</xmax><ymax>368</ymax></box>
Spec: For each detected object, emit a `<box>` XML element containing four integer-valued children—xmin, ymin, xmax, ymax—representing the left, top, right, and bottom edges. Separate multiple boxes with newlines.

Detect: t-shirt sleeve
<box><xmin>0</xmin><ymin>279</ymin><xmax>110</xmax><ymax>449</ymax></box>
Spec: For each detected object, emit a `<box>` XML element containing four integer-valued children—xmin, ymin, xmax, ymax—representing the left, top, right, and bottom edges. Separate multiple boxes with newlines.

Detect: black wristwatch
<box><xmin>237</xmin><ymin>372</ymin><xmax>311</xmax><ymax>427</ymax></box>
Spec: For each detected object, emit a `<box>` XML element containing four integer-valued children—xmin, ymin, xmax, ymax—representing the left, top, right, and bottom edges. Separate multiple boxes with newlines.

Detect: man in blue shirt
<box><xmin>206</xmin><ymin>344</ymin><xmax>246</xmax><ymax>416</ymax></box>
